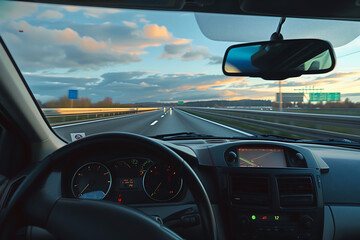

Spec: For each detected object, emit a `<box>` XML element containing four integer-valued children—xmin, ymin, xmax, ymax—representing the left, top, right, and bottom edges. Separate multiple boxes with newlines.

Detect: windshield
<box><xmin>1</xmin><ymin>2</ymin><xmax>360</xmax><ymax>143</ymax></box>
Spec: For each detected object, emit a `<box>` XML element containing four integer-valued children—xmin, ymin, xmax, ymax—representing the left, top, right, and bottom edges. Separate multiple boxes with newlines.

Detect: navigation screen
<box><xmin>238</xmin><ymin>147</ymin><xmax>286</xmax><ymax>167</ymax></box>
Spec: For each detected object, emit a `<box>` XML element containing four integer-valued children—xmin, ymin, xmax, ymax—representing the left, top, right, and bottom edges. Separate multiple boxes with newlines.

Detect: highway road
<box><xmin>53</xmin><ymin>108</ymin><xmax>252</xmax><ymax>142</ymax></box>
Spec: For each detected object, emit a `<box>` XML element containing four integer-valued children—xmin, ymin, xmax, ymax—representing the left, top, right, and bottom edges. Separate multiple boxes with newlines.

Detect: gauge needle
<box><xmin>151</xmin><ymin>182</ymin><xmax>162</xmax><ymax>197</ymax></box>
<box><xmin>79</xmin><ymin>183</ymin><xmax>90</xmax><ymax>196</ymax></box>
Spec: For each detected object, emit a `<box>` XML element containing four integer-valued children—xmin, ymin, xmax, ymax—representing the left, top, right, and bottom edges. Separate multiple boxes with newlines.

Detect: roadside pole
<box><xmin>279</xmin><ymin>81</ymin><xmax>283</xmax><ymax>112</ymax></box>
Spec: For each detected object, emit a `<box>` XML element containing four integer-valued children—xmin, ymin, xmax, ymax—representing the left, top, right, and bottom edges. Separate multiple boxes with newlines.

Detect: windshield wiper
<box><xmin>298</xmin><ymin>138</ymin><xmax>354</xmax><ymax>143</ymax></box>
<box><xmin>258</xmin><ymin>135</ymin><xmax>360</xmax><ymax>147</ymax></box>
<box><xmin>297</xmin><ymin>138</ymin><xmax>359</xmax><ymax>145</ymax></box>
<box><xmin>151</xmin><ymin>132</ymin><xmax>215</xmax><ymax>140</ymax></box>
<box><xmin>293</xmin><ymin>138</ymin><xmax>360</xmax><ymax>149</ymax></box>
<box><xmin>256</xmin><ymin>134</ymin><xmax>299</xmax><ymax>141</ymax></box>
<box><xmin>151</xmin><ymin>133</ymin><xmax>299</xmax><ymax>141</ymax></box>
<box><xmin>151</xmin><ymin>133</ymin><xmax>360</xmax><ymax>148</ymax></box>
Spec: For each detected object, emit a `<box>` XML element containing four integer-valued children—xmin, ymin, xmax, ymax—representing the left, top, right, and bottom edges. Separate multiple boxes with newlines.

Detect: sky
<box><xmin>0</xmin><ymin>1</ymin><xmax>359</xmax><ymax>104</ymax></box>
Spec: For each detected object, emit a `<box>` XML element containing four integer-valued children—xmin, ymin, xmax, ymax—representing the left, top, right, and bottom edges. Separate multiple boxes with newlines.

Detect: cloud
<box><xmin>26</xmin><ymin>70</ymin><xmax>280</xmax><ymax>103</ymax></box>
<box><xmin>315</xmin><ymin>71</ymin><xmax>359</xmax><ymax>80</ymax></box>
<box><xmin>62</xmin><ymin>6</ymin><xmax>121</xmax><ymax>18</ymax></box>
<box><xmin>227</xmin><ymin>89</ymin><xmax>273</xmax><ymax>100</ymax></box>
<box><xmin>1</xmin><ymin>20</ymin><xmax>143</xmax><ymax>71</ymax></box>
<box><xmin>57</xmin><ymin>22</ymin><xmax>190</xmax><ymax>55</ymax></box>
<box><xmin>25</xmin><ymin>74</ymin><xmax>103</xmax><ymax>101</ymax></box>
<box><xmin>6</xmin><ymin>21</ymin><xmax>107</xmax><ymax>51</ymax></box>
<box><xmin>254</xmin><ymin>71</ymin><xmax>360</xmax><ymax>90</ymax></box>
<box><xmin>143</xmin><ymin>24</ymin><xmax>172</xmax><ymax>40</ymax></box>
<box><xmin>91</xmin><ymin>71</ymin><xmax>252</xmax><ymax>102</ymax></box>
<box><xmin>63</xmin><ymin>6</ymin><xmax>79</xmax><ymax>12</ymax></box>
<box><xmin>224</xmin><ymin>91</ymin><xmax>237</xmax><ymax>96</ymax></box>
<box><xmin>195</xmin><ymin>77</ymin><xmax>248</xmax><ymax>90</ymax></box>
<box><xmin>208</xmin><ymin>56</ymin><xmax>223</xmax><ymax>64</ymax></box>
<box><xmin>139</xmin><ymin>18</ymin><xmax>150</xmax><ymax>24</ymax></box>
<box><xmin>37</xmin><ymin>10</ymin><xmax>64</xmax><ymax>20</ymax></box>
<box><xmin>161</xmin><ymin>43</ymin><xmax>190</xmax><ymax>58</ymax></box>
<box><xmin>161</xmin><ymin>42</ymin><xmax>221</xmax><ymax>64</ymax></box>
<box><xmin>342</xmin><ymin>93</ymin><xmax>360</xmax><ymax>97</ymax></box>
<box><xmin>122</xmin><ymin>21</ymin><xmax>137</xmax><ymax>28</ymax></box>
<box><xmin>0</xmin><ymin>2</ymin><xmax>38</xmax><ymax>23</ymax></box>
<box><xmin>24</xmin><ymin>73</ymin><xmax>101</xmax><ymax>86</ymax></box>
<box><xmin>99</xmin><ymin>71</ymin><xmax>152</xmax><ymax>86</ymax></box>
<box><xmin>1</xmin><ymin>17</ymin><xmax>198</xmax><ymax>71</ymax></box>
<box><xmin>34</xmin><ymin>93</ymin><xmax>57</xmax><ymax>102</ymax></box>
<box><xmin>181</xmin><ymin>46</ymin><xmax>211</xmax><ymax>61</ymax></box>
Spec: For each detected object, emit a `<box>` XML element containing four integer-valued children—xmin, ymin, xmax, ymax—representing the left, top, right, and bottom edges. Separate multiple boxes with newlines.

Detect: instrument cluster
<box><xmin>69</xmin><ymin>157</ymin><xmax>184</xmax><ymax>203</ymax></box>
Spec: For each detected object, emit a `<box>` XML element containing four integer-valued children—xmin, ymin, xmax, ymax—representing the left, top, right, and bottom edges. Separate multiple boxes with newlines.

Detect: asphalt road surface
<box><xmin>53</xmin><ymin>108</ymin><xmax>252</xmax><ymax>142</ymax></box>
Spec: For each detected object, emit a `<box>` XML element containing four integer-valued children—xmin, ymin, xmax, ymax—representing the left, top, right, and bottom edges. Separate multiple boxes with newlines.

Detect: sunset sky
<box><xmin>0</xmin><ymin>1</ymin><xmax>359</xmax><ymax>103</ymax></box>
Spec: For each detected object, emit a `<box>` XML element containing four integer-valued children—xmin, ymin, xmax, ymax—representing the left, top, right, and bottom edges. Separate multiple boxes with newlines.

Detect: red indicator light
<box><xmin>169</xmin><ymin>190</ymin><xmax>174</xmax><ymax>194</ymax></box>
<box><xmin>262</xmin><ymin>216</ymin><xmax>267</xmax><ymax>220</ymax></box>
<box><xmin>117</xmin><ymin>194</ymin><xmax>123</xmax><ymax>203</ymax></box>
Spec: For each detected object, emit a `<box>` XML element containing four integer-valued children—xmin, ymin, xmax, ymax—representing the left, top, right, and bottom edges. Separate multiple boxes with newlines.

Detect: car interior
<box><xmin>0</xmin><ymin>0</ymin><xmax>359</xmax><ymax>239</ymax></box>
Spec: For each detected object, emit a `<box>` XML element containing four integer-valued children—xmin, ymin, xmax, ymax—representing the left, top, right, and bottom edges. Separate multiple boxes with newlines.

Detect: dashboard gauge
<box><xmin>139</xmin><ymin>159</ymin><xmax>153</xmax><ymax>176</ymax></box>
<box><xmin>143</xmin><ymin>163</ymin><xmax>183</xmax><ymax>202</ymax></box>
<box><xmin>71</xmin><ymin>162</ymin><xmax>112</xmax><ymax>200</ymax></box>
<box><xmin>113</xmin><ymin>158</ymin><xmax>153</xmax><ymax>177</ymax></box>
<box><xmin>115</xmin><ymin>160</ymin><xmax>132</xmax><ymax>169</ymax></box>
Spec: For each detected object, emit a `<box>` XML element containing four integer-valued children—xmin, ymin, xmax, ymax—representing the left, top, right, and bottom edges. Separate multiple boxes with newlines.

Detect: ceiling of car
<box><xmin>13</xmin><ymin>0</ymin><xmax>360</xmax><ymax>21</ymax></box>
<box><xmin>195</xmin><ymin>14</ymin><xmax>360</xmax><ymax>47</ymax></box>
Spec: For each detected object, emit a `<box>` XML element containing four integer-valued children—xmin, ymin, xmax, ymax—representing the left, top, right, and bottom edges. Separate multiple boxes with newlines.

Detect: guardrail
<box><xmin>181</xmin><ymin>107</ymin><xmax>360</xmax><ymax>141</ymax></box>
<box><xmin>42</xmin><ymin>108</ymin><xmax>159</xmax><ymax>126</ymax></box>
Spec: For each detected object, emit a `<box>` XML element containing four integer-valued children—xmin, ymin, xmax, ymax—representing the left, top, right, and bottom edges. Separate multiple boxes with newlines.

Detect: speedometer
<box><xmin>71</xmin><ymin>162</ymin><xmax>112</xmax><ymax>200</ymax></box>
<box><xmin>143</xmin><ymin>163</ymin><xmax>183</xmax><ymax>202</ymax></box>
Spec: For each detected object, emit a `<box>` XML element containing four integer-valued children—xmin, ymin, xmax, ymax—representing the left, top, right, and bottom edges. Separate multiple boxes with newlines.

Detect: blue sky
<box><xmin>0</xmin><ymin>1</ymin><xmax>359</xmax><ymax>103</ymax></box>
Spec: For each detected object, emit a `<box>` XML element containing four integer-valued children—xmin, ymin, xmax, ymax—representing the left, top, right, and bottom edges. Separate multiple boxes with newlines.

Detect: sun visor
<box><xmin>195</xmin><ymin>13</ymin><xmax>360</xmax><ymax>47</ymax></box>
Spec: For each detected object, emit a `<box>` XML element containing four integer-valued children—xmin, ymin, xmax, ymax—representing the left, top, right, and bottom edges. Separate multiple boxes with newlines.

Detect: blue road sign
<box><xmin>68</xmin><ymin>89</ymin><xmax>78</xmax><ymax>100</ymax></box>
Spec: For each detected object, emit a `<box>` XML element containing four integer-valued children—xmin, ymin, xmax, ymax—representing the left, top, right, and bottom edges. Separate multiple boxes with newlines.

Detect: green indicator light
<box><xmin>251</xmin><ymin>215</ymin><xmax>256</xmax><ymax>220</ymax></box>
<box><xmin>274</xmin><ymin>216</ymin><xmax>280</xmax><ymax>221</ymax></box>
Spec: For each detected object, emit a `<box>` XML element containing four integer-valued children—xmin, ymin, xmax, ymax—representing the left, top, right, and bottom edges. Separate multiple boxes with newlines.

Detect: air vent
<box><xmin>231</xmin><ymin>176</ymin><xmax>270</xmax><ymax>206</ymax></box>
<box><xmin>277</xmin><ymin>176</ymin><xmax>315</xmax><ymax>207</ymax></box>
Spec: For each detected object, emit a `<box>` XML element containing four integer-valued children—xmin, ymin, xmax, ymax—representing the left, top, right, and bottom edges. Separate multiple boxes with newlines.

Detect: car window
<box><xmin>0</xmin><ymin>1</ymin><xmax>359</xmax><ymax>143</ymax></box>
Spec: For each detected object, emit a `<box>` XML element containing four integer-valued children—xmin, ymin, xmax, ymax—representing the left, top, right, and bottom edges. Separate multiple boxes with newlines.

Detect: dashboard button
<box><xmin>300</xmin><ymin>215</ymin><xmax>314</xmax><ymax>229</ymax></box>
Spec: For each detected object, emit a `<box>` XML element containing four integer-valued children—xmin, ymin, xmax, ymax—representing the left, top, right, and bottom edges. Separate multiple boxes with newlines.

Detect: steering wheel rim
<box><xmin>0</xmin><ymin>133</ymin><xmax>217</xmax><ymax>240</ymax></box>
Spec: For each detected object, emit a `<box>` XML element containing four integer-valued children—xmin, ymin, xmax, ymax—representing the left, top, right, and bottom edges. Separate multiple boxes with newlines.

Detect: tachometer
<box><xmin>143</xmin><ymin>163</ymin><xmax>182</xmax><ymax>202</ymax></box>
<box><xmin>71</xmin><ymin>162</ymin><xmax>112</xmax><ymax>200</ymax></box>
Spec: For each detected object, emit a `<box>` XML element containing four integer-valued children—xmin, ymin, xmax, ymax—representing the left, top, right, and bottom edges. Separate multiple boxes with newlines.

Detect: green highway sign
<box><xmin>177</xmin><ymin>101</ymin><xmax>184</xmax><ymax>105</ymax></box>
<box><xmin>309</xmin><ymin>92</ymin><xmax>340</xmax><ymax>101</ymax></box>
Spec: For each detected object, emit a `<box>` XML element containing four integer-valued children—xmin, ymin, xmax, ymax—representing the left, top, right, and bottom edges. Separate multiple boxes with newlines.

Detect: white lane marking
<box><xmin>53</xmin><ymin>110</ymin><xmax>160</xmax><ymax>129</ymax></box>
<box><xmin>180</xmin><ymin>110</ymin><xmax>253</xmax><ymax>136</ymax></box>
<box><xmin>150</xmin><ymin>120</ymin><xmax>158</xmax><ymax>126</ymax></box>
<box><xmin>161</xmin><ymin>115</ymin><xmax>164</xmax><ymax>118</ymax></box>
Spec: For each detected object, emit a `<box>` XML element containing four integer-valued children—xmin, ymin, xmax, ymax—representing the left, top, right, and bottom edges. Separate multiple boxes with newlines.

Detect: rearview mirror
<box><xmin>222</xmin><ymin>39</ymin><xmax>336</xmax><ymax>80</ymax></box>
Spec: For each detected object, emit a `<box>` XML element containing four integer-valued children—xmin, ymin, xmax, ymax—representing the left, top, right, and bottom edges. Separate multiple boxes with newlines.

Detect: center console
<box><xmin>214</xmin><ymin>143</ymin><xmax>325</xmax><ymax>240</ymax></box>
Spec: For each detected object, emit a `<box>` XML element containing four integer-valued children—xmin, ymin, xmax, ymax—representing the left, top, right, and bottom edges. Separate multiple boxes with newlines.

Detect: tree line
<box><xmin>38</xmin><ymin>96</ymin><xmax>137</xmax><ymax>108</ymax></box>
<box><xmin>272</xmin><ymin>98</ymin><xmax>360</xmax><ymax>109</ymax></box>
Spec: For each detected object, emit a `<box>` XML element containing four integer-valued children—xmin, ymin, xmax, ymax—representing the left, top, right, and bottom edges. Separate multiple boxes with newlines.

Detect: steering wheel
<box><xmin>0</xmin><ymin>133</ymin><xmax>217</xmax><ymax>240</ymax></box>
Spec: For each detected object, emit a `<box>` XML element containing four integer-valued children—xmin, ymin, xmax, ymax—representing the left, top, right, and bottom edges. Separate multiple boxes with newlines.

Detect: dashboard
<box><xmin>26</xmin><ymin>138</ymin><xmax>360</xmax><ymax>240</ymax></box>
